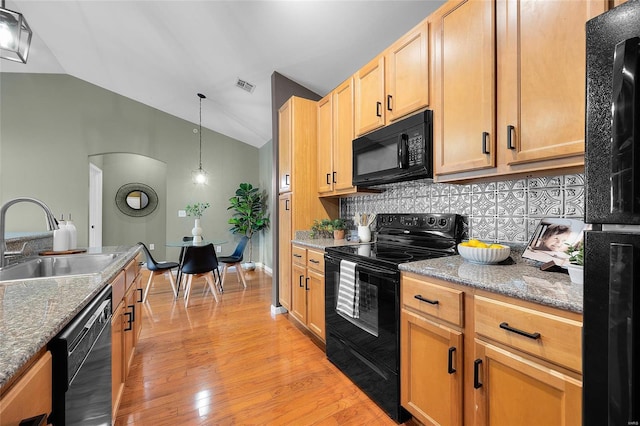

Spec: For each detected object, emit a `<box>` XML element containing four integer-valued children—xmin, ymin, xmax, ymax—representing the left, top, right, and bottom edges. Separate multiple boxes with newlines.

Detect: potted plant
<box><xmin>185</xmin><ymin>202</ymin><xmax>210</xmax><ymax>243</ymax></box>
<box><xmin>332</xmin><ymin>219</ymin><xmax>346</xmax><ymax>240</ymax></box>
<box><xmin>565</xmin><ymin>241</ymin><xmax>584</xmax><ymax>285</ymax></box>
<box><xmin>227</xmin><ymin>183</ymin><xmax>270</xmax><ymax>270</ymax></box>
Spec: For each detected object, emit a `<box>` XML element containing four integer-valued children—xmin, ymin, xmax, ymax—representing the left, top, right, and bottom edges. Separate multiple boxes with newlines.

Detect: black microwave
<box><xmin>352</xmin><ymin>110</ymin><xmax>432</xmax><ymax>187</ymax></box>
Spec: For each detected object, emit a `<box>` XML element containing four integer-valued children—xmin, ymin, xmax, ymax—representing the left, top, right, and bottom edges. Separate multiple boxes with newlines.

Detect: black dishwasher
<box><xmin>49</xmin><ymin>284</ymin><xmax>112</xmax><ymax>426</ymax></box>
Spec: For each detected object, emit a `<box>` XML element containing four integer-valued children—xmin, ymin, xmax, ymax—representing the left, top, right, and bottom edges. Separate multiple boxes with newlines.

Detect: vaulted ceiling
<box><xmin>1</xmin><ymin>1</ymin><xmax>446</xmax><ymax>148</ymax></box>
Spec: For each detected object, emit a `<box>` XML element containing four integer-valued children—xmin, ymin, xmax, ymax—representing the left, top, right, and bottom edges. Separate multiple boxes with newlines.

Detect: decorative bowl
<box><xmin>457</xmin><ymin>243</ymin><xmax>511</xmax><ymax>265</ymax></box>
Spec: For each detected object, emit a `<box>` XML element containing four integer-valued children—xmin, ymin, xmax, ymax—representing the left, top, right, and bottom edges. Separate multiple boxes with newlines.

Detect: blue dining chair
<box><xmin>218</xmin><ymin>236</ymin><xmax>249</xmax><ymax>290</ymax></box>
<box><xmin>138</xmin><ymin>242</ymin><xmax>179</xmax><ymax>301</ymax></box>
<box><xmin>180</xmin><ymin>243</ymin><xmax>221</xmax><ymax>307</ymax></box>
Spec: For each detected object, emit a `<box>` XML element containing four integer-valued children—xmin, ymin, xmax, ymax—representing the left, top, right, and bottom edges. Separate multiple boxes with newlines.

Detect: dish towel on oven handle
<box><xmin>336</xmin><ymin>259</ymin><xmax>359</xmax><ymax>318</ymax></box>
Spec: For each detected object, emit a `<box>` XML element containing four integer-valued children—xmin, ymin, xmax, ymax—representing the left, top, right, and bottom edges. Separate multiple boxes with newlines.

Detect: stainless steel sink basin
<box><xmin>0</xmin><ymin>253</ymin><xmax>121</xmax><ymax>282</ymax></box>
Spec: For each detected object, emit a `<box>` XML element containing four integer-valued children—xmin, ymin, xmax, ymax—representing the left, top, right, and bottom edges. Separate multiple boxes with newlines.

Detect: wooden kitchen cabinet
<box><xmin>278</xmin><ymin>96</ymin><xmax>338</xmax><ymax>313</ymax></box>
<box><xmin>355</xmin><ymin>20</ymin><xmax>429</xmax><ymax>136</ymax></box>
<box><xmin>433</xmin><ymin>0</ymin><xmax>606</xmax><ymax>181</ymax></box>
<box><xmin>0</xmin><ymin>350</ymin><xmax>52</xmax><ymax>426</ymax></box>
<box><xmin>318</xmin><ymin>77</ymin><xmax>358</xmax><ymax>196</ymax></box>
<box><xmin>473</xmin><ymin>295</ymin><xmax>583</xmax><ymax>426</ymax></box>
<box><xmin>400</xmin><ymin>272</ymin><xmax>583</xmax><ymax>425</ymax></box>
<box><xmin>278</xmin><ymin>98</ymin><xmax>292</xmax><ymax>193</ymax></box>
<box><xmin>401</xmin><ymin>275</ymin><xmax>464</xmax><ymax>426</ymax></box>
<box><xmin>289</xmin><ymin>245</ymin><xmax>326</xmax><ymax>341</ymax></box>
<box><xmin>112</xmin><ymin>254</ymin><xmax>143</xmax><ymax>419</ymax></box>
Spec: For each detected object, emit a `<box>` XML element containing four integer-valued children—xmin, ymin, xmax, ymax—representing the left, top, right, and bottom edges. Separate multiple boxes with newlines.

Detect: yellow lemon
<box><xmin>467</xmin><ymin>239</ymin><xmax>481</xmax><ymax>247</ymax></box>
<box><xmin>489</xmin><ymin>243</ymin><xmax>504</xmax><ymax>249</ymax></box>
<box><xmin>476</xmin><ymin>241</ymin><xmax>490</xmax><ymax>248</ymax></box>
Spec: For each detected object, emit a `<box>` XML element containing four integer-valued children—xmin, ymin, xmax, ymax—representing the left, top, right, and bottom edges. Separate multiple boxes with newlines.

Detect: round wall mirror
<box><xmin>115</xmin><ymin>183</ymin><xmax>158</xmax><ymax>217</ymax></box>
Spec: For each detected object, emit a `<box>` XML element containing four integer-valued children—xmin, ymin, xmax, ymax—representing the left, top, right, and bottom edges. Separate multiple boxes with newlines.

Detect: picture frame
<box><xmin>522</xmin><ymin>218</ymin><xmax>589</xmax><ymax>267</ymax></box>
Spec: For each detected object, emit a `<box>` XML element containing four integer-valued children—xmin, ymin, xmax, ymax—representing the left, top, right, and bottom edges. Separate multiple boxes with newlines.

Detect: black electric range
<box><xmin>324</xmin><ymin>213</ymin><xmax>466</xmax><ymax>423</ymax></box>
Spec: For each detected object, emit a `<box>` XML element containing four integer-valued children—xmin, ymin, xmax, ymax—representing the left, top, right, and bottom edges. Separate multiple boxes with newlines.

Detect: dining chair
<box><xmin>218</xmin><ymin>236</ymin><xmax>249</xmax><ymax>290</ymax></box>
<box><xmin>180</xmin><ymin>243</ymin><xmax>221</xmax><ymax>307</ymax></box>
<box><xmin>176</xmin><ymin>236</ymin><xmax>194</xmax><ymax>295</ymax></box>
<box><xmin>138</xmin><ymin>242</ymin><xmax>179</xmax><ymax>302</ymax></box>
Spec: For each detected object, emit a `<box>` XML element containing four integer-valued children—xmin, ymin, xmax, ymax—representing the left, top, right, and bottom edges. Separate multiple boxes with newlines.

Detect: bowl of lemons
<box><xmin>457</xmin><ymin>239</ymin><xmax>511</xmax><ymax>264</ymax></box>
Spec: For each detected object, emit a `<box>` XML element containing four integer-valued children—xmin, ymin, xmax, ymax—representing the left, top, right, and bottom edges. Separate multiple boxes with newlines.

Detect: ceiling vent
<box><xmin>235</xmin><ymin>78</ymin><xmax>256</xmax><ymax>93</ymax></box>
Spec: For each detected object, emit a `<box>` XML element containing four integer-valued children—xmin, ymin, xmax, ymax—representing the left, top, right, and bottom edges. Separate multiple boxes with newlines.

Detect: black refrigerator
<box><xmin>584</xmin><ymin>1</ymin><xmax>640</xmax><ymax>425</ymax></box>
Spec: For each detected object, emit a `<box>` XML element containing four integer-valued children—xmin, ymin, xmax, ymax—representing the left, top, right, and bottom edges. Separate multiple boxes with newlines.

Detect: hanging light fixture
<box><xmin>192</xmin><ymin>93</ymin><xmax>208</xmax><ymax>185</ymax></box>
<box><xmin>0</xmin><ymin>0</ymin><xmax>32</xmax><ymax>64</ymax></box>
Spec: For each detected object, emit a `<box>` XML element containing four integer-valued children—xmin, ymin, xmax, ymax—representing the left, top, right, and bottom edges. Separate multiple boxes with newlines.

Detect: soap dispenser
<box><xmin>53</xmin><ymin>215</ymin><xmax>70</xmax><ymax>251</ymax></box>
<box><xmin>66</xmin><ymin>214</ymin><xmax>77</xmax><ymax>249</ymax></box>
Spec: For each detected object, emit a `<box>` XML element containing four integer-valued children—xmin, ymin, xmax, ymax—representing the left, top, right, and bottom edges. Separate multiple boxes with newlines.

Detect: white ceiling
<box><xmin>1</xmin><ymin>0</ymin><xmax>446</xmax><ymax>148</ymax></box>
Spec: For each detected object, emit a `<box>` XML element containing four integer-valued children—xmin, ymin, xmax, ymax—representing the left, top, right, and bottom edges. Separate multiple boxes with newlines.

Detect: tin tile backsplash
<box><xmin>340</xmin><ymin>173</ymin><xmax>585</xmax><ymax>243</ymax></box>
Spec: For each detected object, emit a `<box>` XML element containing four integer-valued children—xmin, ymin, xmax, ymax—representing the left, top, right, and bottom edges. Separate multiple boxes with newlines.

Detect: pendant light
<box><xmin>0</xmin><ymin>0</ymin><xmax>32</xmax><ymax>63</ymax></box>
<box><xmin>192</xmin><ymin>93</ymin><xmax>208</xmax><ymax>185</ymax></box>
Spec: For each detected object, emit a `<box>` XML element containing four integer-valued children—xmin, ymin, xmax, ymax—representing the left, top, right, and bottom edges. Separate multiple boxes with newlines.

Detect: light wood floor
<box><xmin>115</xmin><ymin>269</ymin><xmax>409</xmax><ymax>425</ymax></box>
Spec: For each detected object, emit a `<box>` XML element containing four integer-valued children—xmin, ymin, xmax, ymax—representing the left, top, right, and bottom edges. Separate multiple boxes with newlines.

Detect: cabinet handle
<box><xmin>499</xmin><ymin>322</ymin><xmax>541</xmax><ymax>340</ymax></box>
<box><xmin>18</xmin><ymin>413</ymin><xmax>48</xmax><ymax>426</ymax></box>
<box><xmin>387</xmin><ymin>95</ymin><xmax>393</xmax><ymax>111</ymax></box>
<box><xmin>482</xmin><ymin>132</ymin><xmax>490</xmax><ymax>154</ymax></box>
<box><xmin>305</xmin><ymin>277</ymin><xmax>310</xmax><ymax>290</ymax></box>
<box><xmin>309</xmin><ymin>259</ymin><xmax>320</xmax><ymax>264</ymax></box>
<box><xmin>124</xmin><ymin>311</ymin><xmax>133</xmax><ymax>331</ymax></box>
<box><xmin>414</xmin><ymin>294</ymin><xmax>439</xmax><ymax>305</ymax></box>
<box><xmin>376</xmin><ymin>101</ymin><xmax>382</xmax><ymax>117</ymax></box>
<box><xmin>507</xmin><ymin>125</ymin><xmax>516</xmax><ymax>150</ymax></box>
<box><xmin>474</xmin><ymin>359</ymin><xmax>483</xmax><ymax>388</ymax></box>
<box><xmin>332</xmin><ymin>171</ymin><xmax>337</xmax><ymax>184</ymax></box>
<box><xmin>285</xmin><ymin>174</ymin><xmax>290</xmax><ymax>185</ymax></box>
<box><xmin>448</xmin><ymin>347</ymin><xmax>457</xmax><ymax>374</ymax></box>
<box><xmin>299</xmin><ymin>274</ymin><xmax>305</xmax><ymax>287</ymax></box>
<box><xmin>285</xmin><ymin>199</ymin><xmax>290</xmax><ymax>211</ymax></box>
<box><xmin>128</xmin><ymin>304</ymin><xmax>136</xmax><ymax>322</ymax></box>
<box><xmin>137</xmin><ymin>288</ymin><xmax>143</xmax><ymax>303</ymax></box>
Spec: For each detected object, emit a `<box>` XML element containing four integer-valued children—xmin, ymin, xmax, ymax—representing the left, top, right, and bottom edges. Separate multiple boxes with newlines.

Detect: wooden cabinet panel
<box><xmin>474</xmin><ymin>341</ymin><xmax>582</xmax><ymax>426</ymax></box>
<box><xmin>317</xmin><ymin>94</ymin><xmax>334</xmax><ymax>194</ymax></box>
<box><xmin>278</xmin><ymin>193</ymin><xmax>292</xmax><ymax>311</ymax></box>
<box><xmin>278</xmin><ymin>99</ymin><xmax>292</xmax><ymax>193</ymax></box>
<box><xmin>0</xmin><ymin>351</ymin><xmax>52</xmax><ymax>426</ymax></box>
<box><xmin>307</xmin><ymin>268</ymin><xmax>325</xmax><ymax>340</ymax></box>
<box><xmin>123</xmin><ymin>284</ymin><xmax>136</xmax><ymax>378</ymax></box>
<box><xmin>333</xmin><ymin>78</ymin><xmax>355</xmax><ymax>192</ymax></box>
<box><xmin>403</xmin><ymin>275</ymin><xmax>464</xmax><ymax>327</ymax></box>
<box><xmin>111</xmin><ymin>301</ymin><xmax>125</xmax><ymax>420</ymax></box>
<box><xmin>292</xmin><ymin>245</ymin><xmax>307</xmax><ymax>265</ymax></box>
<box><xmin>355</xmin><ymin>55</ymin><xmax>386</xmax><ymax>136</ymax></box>
<box><xmin>306</xmin><ymin>249</ymin><xmax>325</xmax><ymax>273</ymax></box>
<box><xmin>434</xmin><ymin>0</ymin><xmax>496</xmax><ymax>175</ymax></box>
<box><xmin>475</xmin><ymin>295</ymin><xmax>582</xmax><ymax>372</ymax></box>
<box><xmin>401</xmin><ymin>310</ymin><xmax>463</xmax><ymax>426</ymax></box>
<box><xmin>386</xmin><ymin>21</ymin><xmax>430</xmax><ymax>122</ymax></box>
<box><xmin>291</xmin><ymin>262</ymin><xmax>307</xmax><ymax>325</ymax></box>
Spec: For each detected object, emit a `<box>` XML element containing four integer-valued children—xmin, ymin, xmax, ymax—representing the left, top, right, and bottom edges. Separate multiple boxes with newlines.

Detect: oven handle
<box><xmin>326</xmin><ymin>254</ymin><xmax>398</xmax><ymax>278</ymax></box>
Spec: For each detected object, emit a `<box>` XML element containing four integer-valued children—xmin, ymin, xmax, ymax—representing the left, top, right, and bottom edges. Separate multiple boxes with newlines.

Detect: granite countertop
<box><xmin>400</xmin><ymin>250</ymin><xmax>582</xmax><ymax>314</ymax></box>
<box><xmin>292</xmin><ymin>234</ymin><xmax>582</xmax><ymax>315</ymax></box>
<box><xmin>0</xmin><ymin>245</ymin><xmax>141</xmax><ymax>389</ymax></box>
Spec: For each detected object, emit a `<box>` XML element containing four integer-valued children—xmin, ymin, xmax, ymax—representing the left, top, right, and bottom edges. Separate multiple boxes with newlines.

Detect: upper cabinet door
<box><xmin>434</xmin><ymin>0</ymin><xmax>496</xmax><ymax>175</ymax></box>
<box><xmin>278</xmin><ymin>99</ymin><xmax>292</xmax><ymax>193</ymax></box>
<box><xmin>333</xmin><ymin>77</ymin><xmax>355</xmax><ymax>192</ymax></box>
<box><xmin>498</xmin><ymin>0</ymin><xmax>606</xmax><ymax>167</ymax></box>
<box><xmin>386</xmin><ymin>21</ymin><xmax>430</xmax><ymax>122</ymax></box>
<box><xmin>355</xmin><ymin>55</ymin><xmax>386</xmax><ymax>136</ymax></box>
<box><xmin>317</xmin><ymin>94</ymin><xmax>333</xmax><ymax>194</ymax></box>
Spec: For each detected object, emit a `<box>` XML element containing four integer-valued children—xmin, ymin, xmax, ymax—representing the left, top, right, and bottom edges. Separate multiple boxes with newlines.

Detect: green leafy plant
<box><xmin>565</xmin><ymin>241</ymin><xmax>584</xmax><ymax>266</ymax></box>
<box><xmin>310</xmin><ymin>218</ymin><xmax>345</xmax><ymax>237</ymax></box>
<box><xmin>228</xmin><ymin>183</ymin><xmax>270</xmax><ymax>262</ymax></box>
<box><xmin>185</xmin><ymin>202</ymin><xmax>210</xmax><ymax>219</ymax></box>
<box><xmin>332</xmin><ymin>218</ymin><xmax>346</xmax><ymax>231</ymax></box>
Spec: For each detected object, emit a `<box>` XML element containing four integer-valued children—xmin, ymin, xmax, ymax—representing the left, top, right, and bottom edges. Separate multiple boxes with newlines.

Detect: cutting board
<box><xmin>39</xmin><ymin>248</ymin><xmax>87</xmax><ymax>256</ymax></box>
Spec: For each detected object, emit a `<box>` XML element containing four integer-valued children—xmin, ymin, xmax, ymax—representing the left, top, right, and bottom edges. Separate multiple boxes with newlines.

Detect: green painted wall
<box><xmin>0</xmin><ymin>73</ymin><xmax>266</xmax><ymax>264</ymax></box>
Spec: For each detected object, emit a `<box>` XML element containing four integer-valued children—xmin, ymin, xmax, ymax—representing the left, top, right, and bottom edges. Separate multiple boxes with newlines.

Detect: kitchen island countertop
<box><xmin>0</xmin><ymin>245</ymin><xmax>141</xmax><ymax>389</ymax></box>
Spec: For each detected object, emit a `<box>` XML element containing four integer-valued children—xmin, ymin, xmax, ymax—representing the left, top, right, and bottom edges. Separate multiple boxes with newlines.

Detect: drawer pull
<box><xmin>137</xmin><ymin>288</ymin><xmax>143</xmax><ymax>303</ymax></box>
<box><xmin>474</xmin><ymin>359</ymin><xmax>483</xmax><ymax>388</ymax></box>
<box><xmin>414</xmin><ymin>294</ymin><xmax>439</xmax><ymax>305</ymax></box>
<box><xmin>499</xmin><ymin>322</ymin><xmax>541</xmax><ymax>340</ymax></box>
<box><xmin>124</xmin><ymin>312</ymin><xmax>133</xmax><ymax>331</ymax></box>
<box><xmin>293</xmin><ymin>254</ymin><xmax>302</xmax><ymax>258</ymax></box>
<box><xmin>299</xmin><ymin>275</ymin><xmax>305</xmax><ymax>288</ymax></box>
<box><xmin>448</xmin><ymin>346</ymin><xmax>456</xmax><ymax>374</ymax></box>
<box><xmin>305</xmin><ymin>277</ymin><xmax>310</xmax><ymax>290</ymax></box>
<box><xmin>376</xmin><ymin>101</ymin><xmax>382</xmax><ymax>117</ymax></box>
<box><xmin>309</xmin><ymin>259</ymin><xmax>320</xmax><ymax>264</ymax></box>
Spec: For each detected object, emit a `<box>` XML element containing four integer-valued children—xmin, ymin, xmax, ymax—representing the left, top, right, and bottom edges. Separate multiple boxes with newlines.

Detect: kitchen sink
<box><xmin>0</xmin><ymin>253</ymin><xmax>122</xmax><ymax>282</ymax></box>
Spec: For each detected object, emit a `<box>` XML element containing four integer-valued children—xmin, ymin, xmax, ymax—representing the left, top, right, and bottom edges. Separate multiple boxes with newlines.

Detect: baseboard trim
<box><xmin>271</xmin><ymin>305</ymin><xmax>288</xmax><ymax>316</ymax></box>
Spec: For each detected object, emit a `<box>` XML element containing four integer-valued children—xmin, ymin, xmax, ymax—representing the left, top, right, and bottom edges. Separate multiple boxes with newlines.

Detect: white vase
<box><xmin>358</xmin><ymin>225</ymin><xmax>371</xmax><ymax>243</ymax></box>
<box><xmin>192</xmin><ymin>218</ymin><xmax>203</xmax><ymax>244</ymax></box>
<box><xmin>567</xmin><ymin>264</ymin><xmax>583</xmax><ymax>285</ymax></box>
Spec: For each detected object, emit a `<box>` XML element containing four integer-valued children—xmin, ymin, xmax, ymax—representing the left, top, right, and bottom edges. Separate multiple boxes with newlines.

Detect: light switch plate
<box><xmin>149</xmin><ymin>243</ymin><xmax>155</xmax><ymax>250</ymax></box>
<box><xmin>178</xmin><ymin>210</ymin><xmax>186</xmax><ymax>217</ymax></box>
<box><xmin>216</xmin><ymin>245</ymin><xmax>222</xmax><ymax>253</ymax></box>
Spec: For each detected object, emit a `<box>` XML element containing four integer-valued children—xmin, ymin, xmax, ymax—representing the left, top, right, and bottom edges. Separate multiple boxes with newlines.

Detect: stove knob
<box><xmin>439</xmin><ymin>218</ymin><xmax>448</xmax><ymax>227</ymax></box>
<box><xmin>427</xmin><ymin>216</ymin><xmax>436</xmax><ymax>226</ymax></box>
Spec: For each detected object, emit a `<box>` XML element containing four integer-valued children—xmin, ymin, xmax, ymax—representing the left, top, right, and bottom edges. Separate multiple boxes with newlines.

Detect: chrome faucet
<box><xmin>0</xmin><ymin>197</ymin><xmax>59</xmax><ymax>268</ymax></box>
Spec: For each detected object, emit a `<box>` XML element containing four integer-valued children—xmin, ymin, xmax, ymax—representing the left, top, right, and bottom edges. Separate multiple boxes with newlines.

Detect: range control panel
<box><xmin>377</xmin><ymin>213</ymin><xmax>460</xmax><ymax>232</ymax></box>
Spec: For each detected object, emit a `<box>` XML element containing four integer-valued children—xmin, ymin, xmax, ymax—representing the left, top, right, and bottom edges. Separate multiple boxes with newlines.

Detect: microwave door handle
<box><xmin>398</xmin><ymin>134</ymin><xmax>409</xmax><ymax>169</ymax></box>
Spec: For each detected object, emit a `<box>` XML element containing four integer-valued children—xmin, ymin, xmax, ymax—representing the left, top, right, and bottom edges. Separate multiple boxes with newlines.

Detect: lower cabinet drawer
<box><xmin>307</xmin><ymin>249</ymin><xmax>325</xmax><ymax>273</ymax></box>
<box><xmin>474</xmin><ymin>295</ymin><xmax>582</xmax><ymax>372</ymax></box>
<box><xmin>402</xmin><ymin>275</ymin><xmax>464</xmax><ymax>327</ymax></box>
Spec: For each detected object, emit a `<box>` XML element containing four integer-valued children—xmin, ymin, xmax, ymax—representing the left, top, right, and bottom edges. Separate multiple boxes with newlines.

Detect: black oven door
<box><xmin>324</xmin><ymin>253</ymin><xmax>408</xmax><ymax>422</ymax></box>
